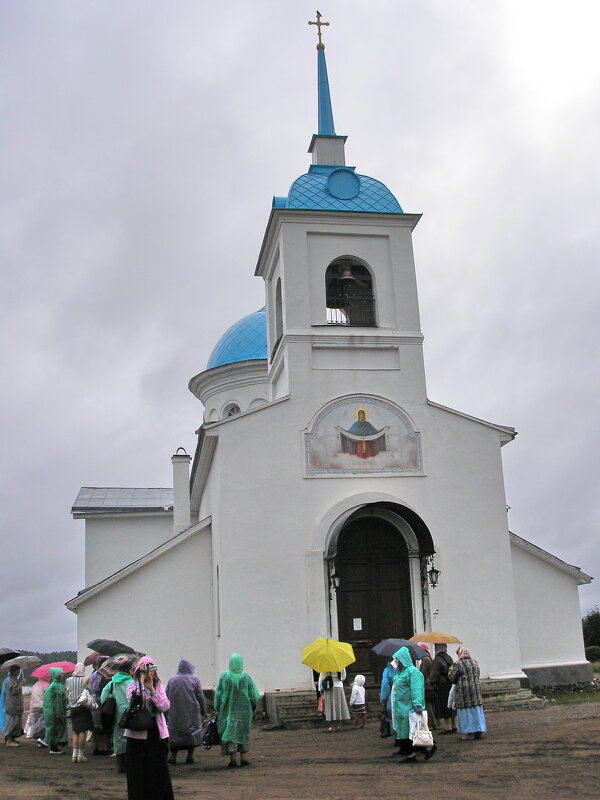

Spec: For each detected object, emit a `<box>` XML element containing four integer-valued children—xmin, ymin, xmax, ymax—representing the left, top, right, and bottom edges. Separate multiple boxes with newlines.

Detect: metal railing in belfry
<box><xmin>326</xmin><ymin>296</ymin><xmax>376</xmax><ymax>326</ymax></box>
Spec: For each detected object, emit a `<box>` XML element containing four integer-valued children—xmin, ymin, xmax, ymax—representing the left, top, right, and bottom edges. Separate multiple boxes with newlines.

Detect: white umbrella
<box><xmin>0</xmin><ymin>655</ymin><xmax>42</xmax><ymax>672</ymax></box>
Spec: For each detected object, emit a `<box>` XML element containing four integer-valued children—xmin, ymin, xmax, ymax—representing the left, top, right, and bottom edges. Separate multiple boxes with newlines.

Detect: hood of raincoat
<box><xmin>177</xmin><ymin>658</ymin><xmax>194</xmax><ymax>675</ymax></box>
<box><xmin>392</xmin><ymin>647</ymin><xmax>414</xmax><ymax>671</ymax></box>
<box><xmin>225</xmin><ymin>653</ymin><xmax>245</xmax><ymax>686</ymax></box>
<box><xmin>112</xmin><ymin>671</ymin><xmax>133</xmax><ymax>685</ymax></box>
<box><xmin>49</xmin><ymin>668</ymin><xmax>63</xmax><ymax>683</ymax></box>
<box><xmin>133</xmin><ymin>655</ymin><xmax>160</xmax><ymax>682</ymax></box>
<box><xmin>352</xmin><ymin>674</ymin><xmax>365</xmax><ymax>687</ymax></box>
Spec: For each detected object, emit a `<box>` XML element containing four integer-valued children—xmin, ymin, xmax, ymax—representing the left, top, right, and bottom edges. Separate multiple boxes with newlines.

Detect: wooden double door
<box><xmin>335</xmin><ymin>517</ymin><xmax>414</xmax><ymax>683</ymax></box>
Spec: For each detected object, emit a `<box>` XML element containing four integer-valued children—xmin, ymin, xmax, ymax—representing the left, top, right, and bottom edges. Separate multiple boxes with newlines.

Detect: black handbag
<box><xmin>118</xmin><ymin>683</ymin><xmax>154</xmax><ymax>731</ymax></box>
<box><xmin>100</xmin><ymin>684</ymin><xmax>117</xmax><ymax>729</ymax></box>
<box><xmin>200</xmin><ymin>716</ymin><xmax>220</xmax><ymax>749</ymax></box>
<box><xmin>322</xmin><ymin>675</ymin><xmax>334</xmax><ymax>691</ymax></box>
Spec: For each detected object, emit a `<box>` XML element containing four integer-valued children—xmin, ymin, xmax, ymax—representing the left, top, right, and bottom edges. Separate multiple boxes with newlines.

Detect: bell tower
<box><xmin>255</xmin><ymin>15</ymin><xmax>426</xmax><ymax>405</ymax></box>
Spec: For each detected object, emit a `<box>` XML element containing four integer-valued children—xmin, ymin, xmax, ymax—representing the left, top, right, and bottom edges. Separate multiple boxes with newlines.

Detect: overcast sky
<box><xmin>1</xmin><ymin>0</ymin><xmax>598</xmax><ymax>651</ymax></box>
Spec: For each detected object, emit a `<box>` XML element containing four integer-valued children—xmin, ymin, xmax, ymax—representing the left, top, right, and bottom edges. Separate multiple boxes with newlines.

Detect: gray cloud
<box><xmin>1</xmin><ymin>1</ymin><xmax>598</xmax><ymax>650</ymax></box>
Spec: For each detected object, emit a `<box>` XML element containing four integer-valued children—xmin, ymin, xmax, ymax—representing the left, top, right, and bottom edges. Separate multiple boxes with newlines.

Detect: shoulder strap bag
<box><xmin>118</xmin><ymin>681</ymin><xmax>154</xmax><ymax>731</ymax></box>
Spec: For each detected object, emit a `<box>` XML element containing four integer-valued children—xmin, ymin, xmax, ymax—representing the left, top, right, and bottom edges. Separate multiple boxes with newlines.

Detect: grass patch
<box><xmin>537</xmin><ymin>686</ymin><xmax>600</xmax><ymax>705</ymax></box>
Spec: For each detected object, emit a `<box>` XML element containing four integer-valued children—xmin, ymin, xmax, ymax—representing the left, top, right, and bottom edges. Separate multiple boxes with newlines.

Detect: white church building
<box><xmin>67</xmin><ymin>33</ymin><xmax>592</xmax><ymax>695</ymax></box>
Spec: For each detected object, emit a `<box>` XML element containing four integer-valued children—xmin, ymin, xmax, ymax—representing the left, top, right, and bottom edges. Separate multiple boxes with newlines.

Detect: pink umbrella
<box><xmin>31</xmin><ymin>661</ymin><xmax>76</xmax><ymax>680</ymax></box>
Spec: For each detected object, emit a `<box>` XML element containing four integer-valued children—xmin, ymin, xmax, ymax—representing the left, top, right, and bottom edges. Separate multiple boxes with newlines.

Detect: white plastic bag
<box><xmin>409</xmin><ymin>710</ymin><xmax>435</xmax><ymax>748</ymax></box>
<box><xmin>76</xmin><ymin>687</ymin><xmax>98</xmax><ymax>711</ymax></box>
<box><xmin>448</xmin><ymin>684</ymin><xmax>457</xmax><ymax>710</ymax></box>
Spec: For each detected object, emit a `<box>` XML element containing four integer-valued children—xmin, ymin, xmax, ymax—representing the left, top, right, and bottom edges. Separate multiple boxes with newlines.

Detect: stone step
<box><xmin>481</xmin><ymin>679</ymin><xmax>524</xmax><ymax>693</ymax></box>
<box><xmin>484</xmin><ymin>697</ymin><xmax>547</xmax><ymax>712</ymax></box>
<box><xmin>483</xmin><ymin>689</ymin><xmax>534</xmax><ymax>704</ymax></box>
<box><xmin>264</xmin><ymin>678</ymin><xmax>544</xmax><ymax>728</ymax></box>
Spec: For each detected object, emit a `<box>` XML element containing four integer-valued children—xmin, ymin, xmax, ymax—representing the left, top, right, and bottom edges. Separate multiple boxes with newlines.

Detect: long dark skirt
<box><xmin>70</xmin><ymin>706</ymin><xmax>94</xmax><ymax>734</ymax></box>
<box><xmin>433</xmin><ymin>680</ymin><xmax>452</xmax><ymax>720</ymax></box>
<box><xmin>126</xmin><ymin>725</ymin><xmax>174</xmax><ymax>800</ymax></box>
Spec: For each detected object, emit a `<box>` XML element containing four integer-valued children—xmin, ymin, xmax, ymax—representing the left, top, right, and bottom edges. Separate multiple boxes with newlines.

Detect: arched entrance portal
<box><xmin>333</xmin><ymin>508</ymin><xmax>429</xmax><ymax>681</ymax></box>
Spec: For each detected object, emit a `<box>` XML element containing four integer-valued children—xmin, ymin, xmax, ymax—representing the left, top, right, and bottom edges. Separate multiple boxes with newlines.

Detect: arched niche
<box><xmin>325</xmin><ymin>256</ymin><xmax>376</xmax><ymax>327</ymax></box>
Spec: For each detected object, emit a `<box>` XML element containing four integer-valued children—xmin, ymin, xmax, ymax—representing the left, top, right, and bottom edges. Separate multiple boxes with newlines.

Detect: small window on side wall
<box><xmin>223</xmin><ymin>403</ymin><xmax>241</xmax><ymax>419</ymax></box>
<box><xmin>325</xmin><ymin>258</ymin><xmax>376</xmax><ymax>326</ymax></box>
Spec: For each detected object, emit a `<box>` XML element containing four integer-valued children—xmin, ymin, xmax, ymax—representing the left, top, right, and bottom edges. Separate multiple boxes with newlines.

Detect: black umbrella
<box><xmin>87</xmin><ymin>639</ymin><xmax>138</xmax><ymax>657</ymax></box>
<box><xmin>371</xmin><ymin>638</ymin><xmax>429</xmax><ymax>662</ymax></box>
<box><xmin>0</xmin><ymin>648</ymin><xmax>21</xmax><ymax>666</ymax></box>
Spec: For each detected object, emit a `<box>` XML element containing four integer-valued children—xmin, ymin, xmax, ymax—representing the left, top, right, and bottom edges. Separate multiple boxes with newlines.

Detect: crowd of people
<box><xmin>378</xmin><ymin>644</ymin><xmax>487</xmax><ymax>761</ymax></box>
<box><xmin>315</xmin><ymin>642</ymin><xmax>486</xmax><ymax>762</ymax></box>
<box><xmin>1</xmin><ymin>651</ymin><xmax>259</xmax><ymax>800</ymax></box>
<box><xmin>2</xmin><ymin>642</ymin><xmax>487</xmax><ymax>792</ymax></box>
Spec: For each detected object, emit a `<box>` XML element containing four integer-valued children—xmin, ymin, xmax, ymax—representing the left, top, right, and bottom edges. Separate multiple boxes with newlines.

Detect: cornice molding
<box><xmin>509</xmin><ymin>532</ymin><xmax>592</xmax><ymax>584</ymax></box>
<box><xmin>427</xmin><ymin>400</ymin><xmax>517</xmax><ymax>443</ymax></box>
<box><xmin>65</xmin><ymin>516</ymin><xmax>212</xmax><ymax>610</ymax></box>
<box><xmin>189</xmin><ymin>360</ymin><xmax>268</xmax><ymax>403</ymax></box>
<box><xmin>256</xmin><ymin>209</ymin><xmax>422</xmax><ymax>277</ymax></box>
<box><xmin>269</xmin><ymin>331</ymin><xmax>423</xmax><ymax>351</ymax></box>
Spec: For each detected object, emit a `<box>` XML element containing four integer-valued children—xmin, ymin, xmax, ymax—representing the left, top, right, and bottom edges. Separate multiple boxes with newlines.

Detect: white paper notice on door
<box><xmin>353</xmin><ymin>618</ymin><xmax>362</xmax><ymax>631</ymax></box>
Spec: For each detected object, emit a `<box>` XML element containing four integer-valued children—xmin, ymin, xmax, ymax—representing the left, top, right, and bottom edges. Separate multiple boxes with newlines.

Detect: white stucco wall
<box><xmin>74</xmin><ymin>527</ymin><xmax>215</xmax><ymax>686</ymax></box>
<box><xmin>75</xmin><ymin>197</ymin><xmax>587</xmax><ymax>696</ymax></box>
<box><xmin>511</xmin><ymin>540</ymin><xmax>587</xmax><ymax>669</ymax></box>
<box><xmin>191</xmin><ymin>390</ymin><xmax>525</xmax><ymax>692</ymax></box>
<box><xmin>84</xmin><ymin>513</ymin><xmax>173</xmax><ymax>586</ymax></box>
<box><xmin>185</xmin><ymin>201</ymin><xmax>527</xmax><ymax>688</ymax></box>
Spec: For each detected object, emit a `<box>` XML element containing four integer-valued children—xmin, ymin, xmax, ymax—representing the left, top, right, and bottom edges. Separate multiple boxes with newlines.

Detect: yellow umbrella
<box><xmin>409</xmin><ymin>631</ymin><xmax>462</xmax><ymax>644</ymax></box>
<box><xmin>301</xmin><ymin>638</ymin><xmax>356</xmax><ymax>673</ymax></box>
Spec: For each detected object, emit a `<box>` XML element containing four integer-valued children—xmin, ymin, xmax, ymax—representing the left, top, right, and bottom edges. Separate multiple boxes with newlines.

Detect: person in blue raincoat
<box><xmin>379</xmin><ymin>658</ymin><xmax>400</xmax><ymax>740</ymax></box>
<box><xmin>392</xmin><ymin>647</ymin><xmax>435</xmax><ymax>762</ymax></box>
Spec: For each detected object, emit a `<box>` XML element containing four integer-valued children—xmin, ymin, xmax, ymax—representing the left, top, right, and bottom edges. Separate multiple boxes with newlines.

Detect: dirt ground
<box><xmin>1</xmin><ymin>702</ymin><xmax>599</xmax><ymax>800</ymax></box>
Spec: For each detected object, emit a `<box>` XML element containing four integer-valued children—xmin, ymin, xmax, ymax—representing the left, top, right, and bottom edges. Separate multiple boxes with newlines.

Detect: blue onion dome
<box><xmin>273</xmin><ymin>165</ymin><xmax>402</xmax><ymax>213</ymax></box>
<box><xmin>206</xmin><ymin>307</ymin><xmax>267</xmax><ymax>369</ymax></box>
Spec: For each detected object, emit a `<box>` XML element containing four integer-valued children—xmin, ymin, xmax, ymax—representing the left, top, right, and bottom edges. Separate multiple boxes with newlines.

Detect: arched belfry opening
<box><xmin>327</xmin><ymin>503</ymin><xmax>434</xmax><ymax>681</ymax></box>
<box><xmin>325</xmin><ymin>257</ymin><xmax>376</xmax><ymax>326</ymax></box>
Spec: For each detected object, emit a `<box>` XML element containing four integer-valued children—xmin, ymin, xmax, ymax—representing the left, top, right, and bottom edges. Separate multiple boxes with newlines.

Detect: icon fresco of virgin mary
<box><xmin>335</xmin><ymin>409</ymin><xmax>389</xmax><ymax>459</ymax></box>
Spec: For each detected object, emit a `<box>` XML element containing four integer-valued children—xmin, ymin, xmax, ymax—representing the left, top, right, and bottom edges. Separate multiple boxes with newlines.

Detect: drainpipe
<box><xmin>171</xmin><ymin>447</ymin><xmax>191</xmax><ymax>536</ymax></box>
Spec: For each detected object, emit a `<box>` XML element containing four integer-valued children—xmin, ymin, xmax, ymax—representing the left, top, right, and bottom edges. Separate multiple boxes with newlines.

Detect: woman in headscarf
<box><xmin>42</xmin><ymin>667</ymin><xmax>68</xmax><ymax>754</ymax></box>
<box><xmin>3</xmin><ymin>665</ymin><xmax>25</xmax><ymax>747</ymax></box>
<box><xmin>379</xmin><ymin>657</ymin><xmax>400</xmax><ymax>740</ymax></box>
<box><xmin>25</xmin><ymin>675</ymin><xmax>50</xmax><ymax>744</ymax></box>
<box><xmin>392</xmin><ymin>647</ymin><xmax>435</xmax><ymax>762</ymax></box>
<box><xmin>214</xmin><ymin>653</ymin><xmax>259</xmax><ymax>768</ymax></box>
<box><xmin>88</xmin><ymin>655</ymin><xmax>111</xmax><ymax>755</ymax></box>
<box><xmin>449</xmin><ymin>647</ymin><xmax>486</xmax><ymax>740</ymax></box>
<box><xmin>430</xmin><ymin>643</ymin><xmax>456</xmax><ymax>733</ymax></box>
<box><xmin>165</xmin><ymin>658</ymin><xmax>207</xmax><ymax>765</ymax></box>
<box><xmin>100</xmin><ymin>661</ymin><xmax>134</xmax><ymax>773</ymax></box>
<box><xmin>123</xmin><ymin>656</ymin><xmax>173</xmax><ymax>800</ymax></box>
<box><xmin>65</xmin><ymin>662</ymin><xmax>93</xmax><ymax>762</ymax></box>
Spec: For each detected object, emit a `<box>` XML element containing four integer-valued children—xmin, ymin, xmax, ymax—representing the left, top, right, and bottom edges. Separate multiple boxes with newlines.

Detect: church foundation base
<box><xmin>263</xmin><ymin>680</ymin><xmax>548</xmax><ymax>727</ymax></box>
<box><xmin>521</xmin><ymin>662</ymin><xmax>594</xmax><ymax>688</ymax></box>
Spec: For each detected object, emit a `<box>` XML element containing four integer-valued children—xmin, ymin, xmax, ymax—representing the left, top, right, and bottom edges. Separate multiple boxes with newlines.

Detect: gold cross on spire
<box><xmin>309</xmin><ymin>10</ymin><xmax>329</xmax><ymax>50</ymax></box>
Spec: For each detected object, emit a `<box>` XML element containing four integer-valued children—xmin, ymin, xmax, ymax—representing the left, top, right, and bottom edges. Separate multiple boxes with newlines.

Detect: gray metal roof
<box><xmin>72</xmin><ymin>487</ymin><xmax>173</xmax><ymax>515</ymax></box>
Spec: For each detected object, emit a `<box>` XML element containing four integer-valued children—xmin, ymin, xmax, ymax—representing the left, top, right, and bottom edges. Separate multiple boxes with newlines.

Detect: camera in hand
<box><xmin>140</xmin><ymin>664</ymin><xmax>158</xmax><ymax>674</ymax></box>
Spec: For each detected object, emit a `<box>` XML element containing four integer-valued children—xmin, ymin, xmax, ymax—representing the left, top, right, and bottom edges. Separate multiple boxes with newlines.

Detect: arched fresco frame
<box><xmin>304</xmin><ymin>395</ymin><xmax>423</xmax><ymax>476</ymax></box>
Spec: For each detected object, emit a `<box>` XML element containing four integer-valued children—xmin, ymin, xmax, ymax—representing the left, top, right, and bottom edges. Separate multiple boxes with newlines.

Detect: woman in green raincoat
<box><xmin>100</xmin><ymin>665</ymin><xmax>134</xmax><ymax>772</ymax></box>
<box><xmin>392</xmin><ymin>647</ymin><xmax>435</xmax><ymax>762</ymax></box>
<box><xmin>42</xmin><ymin>668</ymin><xmax>68</xmax><ymax>754</ymax></box>
<box><xmin>214</xmin><ymin>653</ymin><xmax>259</xmax><ymax>768</ymax></box>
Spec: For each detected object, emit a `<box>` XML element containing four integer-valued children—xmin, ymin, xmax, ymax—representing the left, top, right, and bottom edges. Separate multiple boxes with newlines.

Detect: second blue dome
<box><xmin>206</xmin><ymin>308</ymin><xmax>267</xmax><ymax>369</ymax></box>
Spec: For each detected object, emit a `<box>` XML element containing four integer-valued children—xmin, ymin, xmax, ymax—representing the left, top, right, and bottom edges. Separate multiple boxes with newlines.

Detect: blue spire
<box><xmin>317</xmin><ymin>47</ymin><xmax>336</xmax><ymax>135</ymax></box>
